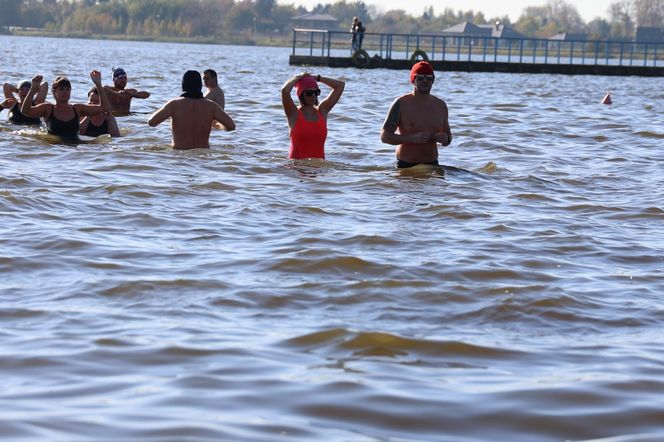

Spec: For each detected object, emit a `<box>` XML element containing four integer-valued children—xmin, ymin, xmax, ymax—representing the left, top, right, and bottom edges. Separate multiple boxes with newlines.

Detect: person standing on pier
<box><xmin>355</xmin><ymin>18</ymin><xmax>366</xmax><ymax>50</ymax></box>
<box><xmin>380</xmin><ymin>61</ymin><xmax>452</xmax><ymax>168</ymax></box>
<box><xmin>350</xmin><ymin>17</ymin><xmax>359</xmax><ymax>52</ymax></box>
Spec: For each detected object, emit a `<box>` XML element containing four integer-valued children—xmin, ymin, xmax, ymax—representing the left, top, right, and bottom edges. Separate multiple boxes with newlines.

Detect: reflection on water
<box><xmin>1</xmin><ymin>35</ymin><xmax>664</xmax><ymax>441</ymax></box>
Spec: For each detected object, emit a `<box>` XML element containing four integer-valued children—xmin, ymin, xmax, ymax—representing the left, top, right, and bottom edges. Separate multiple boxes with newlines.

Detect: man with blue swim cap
<box><xmin>104</xmin><ymin>66</ymin><xmax>151</xmax><ymax>115</ymax></box>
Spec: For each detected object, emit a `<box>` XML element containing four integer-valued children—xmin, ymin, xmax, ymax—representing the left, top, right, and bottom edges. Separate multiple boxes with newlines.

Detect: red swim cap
<box><xmin>296</xmin><ymin>75</ymin><xmax>319</xmax><ymax>98</ymax></box>
<box><xmin>410</xmin><ymin>61</ymin><xmax>434</xmax><ymax>83</ymax></box>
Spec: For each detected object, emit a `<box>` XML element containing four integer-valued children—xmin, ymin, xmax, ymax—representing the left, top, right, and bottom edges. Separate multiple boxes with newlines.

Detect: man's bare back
<box><xmin>149</xmin><ymin>70</ymin><xmax>235</xmax><ymax>149</ymax></box>
<box><xmin>148</xmin><ymin>97</ymin><xmax>235</xmax><ymax>149</ymax></box>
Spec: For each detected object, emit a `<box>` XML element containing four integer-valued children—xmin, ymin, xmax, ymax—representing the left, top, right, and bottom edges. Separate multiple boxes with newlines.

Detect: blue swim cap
<box><xmin>112</xmin><ymin>67</ymin><xmax>127</xmax><ymax>81</ymax></box>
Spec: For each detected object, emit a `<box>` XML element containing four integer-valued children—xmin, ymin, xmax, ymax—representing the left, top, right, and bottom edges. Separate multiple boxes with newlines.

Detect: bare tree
<box><xmin>608</xmin><ymin>0</ymin><xmax>635</xmax><ymax>37</ymax></box>
<box><xmin>634</xmin><ymin>0</ymin><xmax>664</xmax><ymax>27</ymax></box>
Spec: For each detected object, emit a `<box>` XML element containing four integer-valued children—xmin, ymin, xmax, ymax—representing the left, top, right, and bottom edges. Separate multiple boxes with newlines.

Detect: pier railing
<box><xmin>292</xmin><ymin>29</ymin><xmax>664</xmax><ymax>67</ymax></box>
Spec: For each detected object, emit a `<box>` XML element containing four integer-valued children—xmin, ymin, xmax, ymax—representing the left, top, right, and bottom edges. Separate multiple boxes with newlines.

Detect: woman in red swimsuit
<box><xmin>281</xmin><ymin>72</ymin><xmax>344</xmax><ymax>160</ymax></box>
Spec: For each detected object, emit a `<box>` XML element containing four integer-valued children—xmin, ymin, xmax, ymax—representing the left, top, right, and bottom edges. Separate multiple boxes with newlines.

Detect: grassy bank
<box><xmin>7</xmin><ymin>29</ymin><xmax>291</xmax><ymax>47</ymax></box>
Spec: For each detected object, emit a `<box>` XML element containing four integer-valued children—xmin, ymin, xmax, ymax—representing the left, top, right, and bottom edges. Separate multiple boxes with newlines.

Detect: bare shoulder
<box><xmin>386</xmin><ymin>93</ymin><xmax>410</xmax><ymax>111</ymax></box>
<box><xmin>395</xmin><ymin>93</ymin><xmax>412</xmax><ymax>103</ymax></box>
<box><xmin>204</xmin><ymin>98</ymin><xmax>221</xmax><ymax>108</ymax></box>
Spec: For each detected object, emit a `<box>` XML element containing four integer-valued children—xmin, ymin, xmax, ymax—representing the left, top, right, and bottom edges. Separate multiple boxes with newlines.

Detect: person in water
<box><xmin>281</xmin><ymin>72</ymin><xmax>345</xmax><ymax>160</ymax></box>
<box><xmin>203</xmin><ymin>69</ymin><xmax>225</xmax><ymax>110</ymax></box>
<box><xmin>381</xmin><ymin>61</ymin><xmax>452</xmax><ymax>168</ymax></box>
<box><xmin>203</xmin><ymin>69</ymin><xmax>226</xmax><ymax>129</ymax></box>
<box><xmin>3</xmin><ymin>79</ymin><xmax>48</xmax><ymax>125</ymax></box>
<box><xmin>20</xmin><ymin>70</ymin><xmax>112</xmax><ymax>140</ymax></box>
<box><xmin>1</xmin><ymin>97</ymin><xmax>17</xmax><ymax>112</ymax></box>
<box><xmin>104</xmin><ymin>67</ymin><xmax>150</xmax><ymax>115</ymax></box>
<box><xmin>79</xmin><ymin>87</ymin><xmax>121</xmax><ymax>137</ymax></box>
<box><xmin>148</xmin><ymin>70</ymin><xmax>235</xmax><ymax>149</ymax></box>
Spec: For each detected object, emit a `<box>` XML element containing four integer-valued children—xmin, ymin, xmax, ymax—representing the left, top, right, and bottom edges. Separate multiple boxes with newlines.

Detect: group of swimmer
<box><xmin>1</xmin><ymin>61</ymin><xmax>452</xmax><ymax>169</ymax></box>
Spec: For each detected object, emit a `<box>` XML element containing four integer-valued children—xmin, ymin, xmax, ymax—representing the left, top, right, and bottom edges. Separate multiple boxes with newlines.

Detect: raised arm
<box><xmin>281</xmin><ymin>73</ymin><xmax>304</xmax><ymax>127</ymax></box>
<box><xmin>77</xmin><ymin>70</ymin><xmax>111</xmax><ymax>117</ymax></box>
<box><xmin>212</xmin><ymin>103</ymin><xmax>235</xmax><ymax>131</ymax></box>
<box><xmin>317</xmin><ymin>74</ymin><xmax>345</xmax><ymax>117</ymax></box>
<box><xmin>20</xmin><ymin>75</ymin><xmax>51</xmax><ymax>118</ymax></box>
<box><xmin>35</xmin><ymin>82</ymin><xmax>49</xmax><ymax>104</ymax></box>
<box><xmin>3</xmin><ymin>83</ymin><xmax>16</xmax><ymax>99</ymax></box>
<box><xmin>1</xmin><ymin>97</ymin><xmax>16</xmax><ymax>111</ymax></box>
<box><xmin>148</xmin><ymin>100</ymin><xmax>173</xmax><ymax>127</ymax></box>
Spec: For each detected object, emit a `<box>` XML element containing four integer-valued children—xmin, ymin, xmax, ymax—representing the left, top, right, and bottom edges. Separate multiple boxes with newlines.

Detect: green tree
<box><xmin>0</xmin><ymin>0</ymin><xmax>22</xmax><ymax>27</ymax></box>
<box><xmin>255</xmin><ymin>0</ymin><xmax>275</xmax><ymax>19</ymax></box>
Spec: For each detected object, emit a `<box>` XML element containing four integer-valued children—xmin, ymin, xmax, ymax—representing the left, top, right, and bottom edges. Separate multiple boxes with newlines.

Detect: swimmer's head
<box><xmin>51</xmin><ymin>76</ymin><xmax>71</xmax><ymax>101</ymax></box>
<box><xmin>410</xmin><ymin>61</ymin><xmax>435</xmax><ymax>83</ymax></box>
<box><xmin>112</xmin><ymin>67</ymin><xmax>128</xmax><ymax>87</ymax></box>
<box><xmin>52</xmin><ymin>76</ymin><xmax>71</xmax><ymax>92</ymax></box>
<box><xmin>88</xmin><ymin>86</ymin><xmax>100</xmax><ymax>104</ymax></box>
<box><xmin>182</xmin><ymin>70</ymin><xmax>203</xmax><ymax>94</ymax></box>
<box><xmin>203</xmin><ymin>69</ymin><xmax>217</xmax><ymax>88</ymax></box>
<box><xmin>296</xmin><ymin>75</ymin><xmax>320</xmax><ymax>104</ymax></box>
<box><xmin>17</xmin><ymin>80</ymin><xmax>31</xmax><ymax>98</ymax></box>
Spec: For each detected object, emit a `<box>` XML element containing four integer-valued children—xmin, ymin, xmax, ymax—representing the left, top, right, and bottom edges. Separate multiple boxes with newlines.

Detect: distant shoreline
<box><xmin>5</xmin><ymin>29</ymin><xmax>291</xmax><ymax>48</ymax></box>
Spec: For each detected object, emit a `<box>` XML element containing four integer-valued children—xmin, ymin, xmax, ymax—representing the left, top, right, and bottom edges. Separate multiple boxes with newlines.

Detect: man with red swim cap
<box><xmin>381</xmin><ymin>61</ymin><xmax>452</xmax><ymax>168</ymax></box>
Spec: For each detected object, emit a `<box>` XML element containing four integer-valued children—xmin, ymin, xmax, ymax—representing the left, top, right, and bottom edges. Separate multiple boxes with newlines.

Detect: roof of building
<box><xmin>441</xmin><ymin>21</ymin><xmax>527</xmax><ymax>39</ymax></box>
<box><xmin>635</xmin><ymin>26</ymin><xmax>664</xmax><ymax>43</ymax></box>
<box><xmin>291</xmin><ymin>13</ymin><xmax>338</xmax><ymax>22</ymax></box>
<box><xmin>549</xmin><ymin>32</ymin><xmax>588</xmax><ymax>41</ymax></box>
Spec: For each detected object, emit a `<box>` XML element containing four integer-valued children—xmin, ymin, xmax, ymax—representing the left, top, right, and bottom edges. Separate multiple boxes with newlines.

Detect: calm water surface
<box><xmin>1</xmin><ymin>36</ymin><xmax>663</xmax><ymax>441</ymax></box>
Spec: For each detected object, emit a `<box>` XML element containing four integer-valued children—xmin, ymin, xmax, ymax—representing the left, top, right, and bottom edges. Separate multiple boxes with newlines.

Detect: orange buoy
<box><xmin>601</xmin><ymin>91</ymin><xmax>612</xmax><ymax>105</ymax></box>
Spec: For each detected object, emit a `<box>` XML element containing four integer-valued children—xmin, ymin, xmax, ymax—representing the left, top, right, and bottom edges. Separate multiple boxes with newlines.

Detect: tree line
<box><xmin>0</xmin><ymin>0</ymin><xmax>662</xmax><ymax>41</ymax></box>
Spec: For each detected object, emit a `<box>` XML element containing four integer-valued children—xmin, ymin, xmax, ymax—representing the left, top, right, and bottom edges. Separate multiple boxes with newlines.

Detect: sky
<box><xmin>285</xmin><ymin>0</ymin><xmax>615</xmax><ymax>22</ymax></box>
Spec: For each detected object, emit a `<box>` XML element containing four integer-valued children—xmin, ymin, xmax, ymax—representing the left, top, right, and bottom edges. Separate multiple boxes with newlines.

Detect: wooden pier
<box><xmin>289</xmin><ymin>29</ymin><xmax>664</xmax><ymax>77</ymax></box>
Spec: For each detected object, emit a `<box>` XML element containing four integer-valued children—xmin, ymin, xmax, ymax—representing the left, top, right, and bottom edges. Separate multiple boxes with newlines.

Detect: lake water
<box><xmin>1</xmin><ymin>35</ymin><xmax>664</xmax><ymax>441</ymax></box>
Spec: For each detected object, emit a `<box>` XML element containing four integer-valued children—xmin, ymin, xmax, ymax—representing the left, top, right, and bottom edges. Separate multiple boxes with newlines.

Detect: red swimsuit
<box><xmin>289</xmin><ymin>108</ymin><xmax>327</xmax><ymax>159</ymax></box>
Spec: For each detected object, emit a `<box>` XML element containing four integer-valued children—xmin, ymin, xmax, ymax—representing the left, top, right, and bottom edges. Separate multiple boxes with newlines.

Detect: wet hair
<box><xmin>181</xmin><ymin>70</ymin><xmax>203</xmax><ymax>99</ymax></box>
<box><xmin>88</xmin><ymin>87</ymin><xmax>99</xmax><ymax>97</ymax></box>
<box><xmin>203</xmin><ymin>69</ymin><xmax>217</xmax><ymax>79</ymax></box>
<box><xmin>52</xmin><ymin>76</ymin><xmax>71</xmax><ymax>92</ymax></box>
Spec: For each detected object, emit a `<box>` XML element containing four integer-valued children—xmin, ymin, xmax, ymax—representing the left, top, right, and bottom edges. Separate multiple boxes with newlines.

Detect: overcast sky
<box><xmin>284</xmin><ymin>0</ymin><xmax>614</xmax><ymax>22</ymax></box>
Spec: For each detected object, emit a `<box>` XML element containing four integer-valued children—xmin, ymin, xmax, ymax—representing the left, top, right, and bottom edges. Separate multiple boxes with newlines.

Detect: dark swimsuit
<box><xmin>397</xmin><ymin>159</ymin><xmax>440</xmax><ymax>168</ymax></box>
<box><xmin>8</xmin><ymin>103</ymin><xmax>41</xmax><ymax>125</ymax></box>
<box><xmin>46</xmin><ymin>105</ymin><xmax>79</xmax><ymax>139</ymax></box>
<box><xmin>83</xmin><ymin>118</ymin><xmax>109</xmax><ymax>137</ymax></box>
